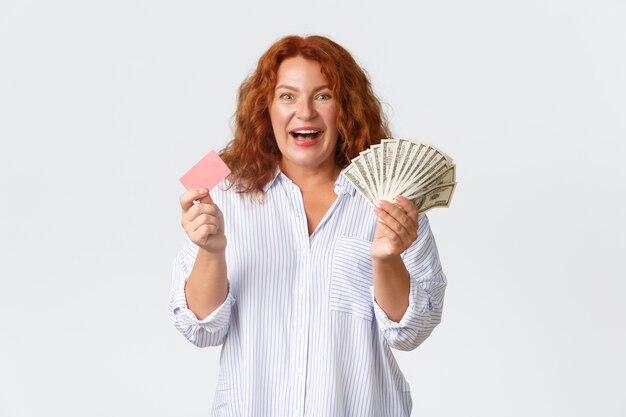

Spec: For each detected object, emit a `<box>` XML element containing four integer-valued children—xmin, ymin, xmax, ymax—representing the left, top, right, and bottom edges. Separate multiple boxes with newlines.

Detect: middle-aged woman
<box><xmin>170</xmin><ymin>35</ymin><xmax>447</xmax><ymax>417</ymax></box>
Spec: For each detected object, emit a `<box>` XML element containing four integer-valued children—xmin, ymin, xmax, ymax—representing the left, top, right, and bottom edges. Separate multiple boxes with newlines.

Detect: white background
<box><xmin>1</xmin><ymin>0</ymin><xmax>625</xmax><ymax>416</ymax></box>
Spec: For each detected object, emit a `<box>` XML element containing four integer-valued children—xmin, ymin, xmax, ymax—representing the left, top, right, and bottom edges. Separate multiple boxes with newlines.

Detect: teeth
<box><xmin>293</xmin><ymin>130</ymin><xmax>319</xmax><ymax>134</ymax></box>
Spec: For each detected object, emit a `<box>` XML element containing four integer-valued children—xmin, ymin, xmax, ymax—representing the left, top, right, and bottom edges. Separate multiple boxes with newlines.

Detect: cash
<box><xmin>344</xmin><ymin>138</ymin><xmax>456</xmax><ymax>212</ymax></box>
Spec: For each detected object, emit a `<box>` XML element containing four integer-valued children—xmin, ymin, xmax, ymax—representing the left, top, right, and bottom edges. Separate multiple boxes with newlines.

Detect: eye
<box><xmin>316</xmin><ymin>93</ymin><xmax>332</xmax><ymax>100</ymax></box>
<box><xmin>279</xmin><ymin>93</ymin><xmax>294</xmax><ymax>100</ymax></box>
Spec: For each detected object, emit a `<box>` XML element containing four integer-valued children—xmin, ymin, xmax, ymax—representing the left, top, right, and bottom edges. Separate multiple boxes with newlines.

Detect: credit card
<box><xmin>179</xmin><ymin>151</ymin><xmax>231</xmax><ymax>191</ymax></box>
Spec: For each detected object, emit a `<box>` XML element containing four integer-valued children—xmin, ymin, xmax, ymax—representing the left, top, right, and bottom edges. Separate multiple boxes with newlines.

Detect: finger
<box><xmin>375</xmin><ymin>218</ymin><xmax>398</xmax><ymax>241</ymax></box>
<box><xmin>374</xmin><ymin>221</ymin><xmax>406</xmax><ymax>256</ymax></box>
<box><xmin>184</xmin><ymin>212</ymin><xmax>221</xmax><ymax>236</ymax></box>
<box><xmin>393</xmin><ymin>195</ymin><xmax>419</xmax><ymax>228</ymax></box>
<box><xmin>377</xmin><ymin>200</ymin><xmax>417</xmax><ymax>235</ymax></box>
<box><xmin>374</xmin><ymin>205</ymin><xmax>417</xmax><ymax>247</ymax></box>
<box><xmin>199</xmin><ymin>192</ymin><xmax>214</xmax><ymax>204</ymax></box>
<box><xmin>184</xmin><ymin>215</ymin><xmax>221</xmax><ymax>247</ymax></box>
<box><xmin>182</xmin><ymin>207</ymin><xmax>220</xmax><ymax>232</ymax></box>
<box><xmin>185</xmin><ymin>202</ymin><xmax>221</xmax><ymax>223</ymax></box>
<box><xmin>180</xmin><ymin>188</ymin><xmax>209</xmax><ymax>213</ymax></box>
<box><xmin>188</xmin><ymin>224</ymin><xmax>213</xmax><ymax>246</ymax></box>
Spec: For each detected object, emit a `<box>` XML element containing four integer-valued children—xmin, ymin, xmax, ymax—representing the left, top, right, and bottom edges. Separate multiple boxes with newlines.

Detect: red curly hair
<box><xmin>219</xmin><ymin>35</ymin><xmax>390</xmax><ymax>196</ymax></box>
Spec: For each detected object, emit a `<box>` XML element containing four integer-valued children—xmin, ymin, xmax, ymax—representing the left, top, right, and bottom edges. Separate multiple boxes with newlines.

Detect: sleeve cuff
<box><xmin>172</xmin><ymin>288</ymin><xmax>234</xmax><ymax>331</ymax></box>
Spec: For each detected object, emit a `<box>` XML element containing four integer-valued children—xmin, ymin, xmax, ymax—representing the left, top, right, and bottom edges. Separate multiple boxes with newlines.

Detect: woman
<box><xmin>170</xmin><ymin>35</ymin><xmax>447</xmax><ymax>417</ymax></box>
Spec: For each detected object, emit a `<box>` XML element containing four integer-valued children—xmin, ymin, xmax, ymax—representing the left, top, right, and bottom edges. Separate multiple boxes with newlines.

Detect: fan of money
<box><xmin>344</xmin><ymin>138</ymin><xmax>456</xmax><ymax>212</ymax></box>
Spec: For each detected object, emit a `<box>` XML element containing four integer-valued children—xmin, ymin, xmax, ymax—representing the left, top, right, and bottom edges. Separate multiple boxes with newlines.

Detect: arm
<box><xmin>168</xmin><ymin>188</ymin><xmax>233</xmax><ymax>347</ymax></box>
<box><xmin>371</xmin><ymin>196</ymin><xmax>447</xmax><ymax>350</ymax></box>
<box><xmin>185</xmin><ymin>248</ymin><xmax>228</xmax><ymax>320</ymax></box>
<box><xmin>371</xmin><ymin>196</ymin><xmax>418</xmax><ymax>321</ymax></box>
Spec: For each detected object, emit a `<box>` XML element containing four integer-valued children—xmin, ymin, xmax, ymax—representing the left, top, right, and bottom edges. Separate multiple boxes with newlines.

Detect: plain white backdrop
<box><xmin>1</xmin><ymin>0</ymin><xmax>625</xmax><ymax>416</ymax></box>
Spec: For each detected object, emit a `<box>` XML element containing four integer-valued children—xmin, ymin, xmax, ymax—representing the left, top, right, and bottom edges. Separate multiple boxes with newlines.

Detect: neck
<box><xmin>279</xmin><ymin>160</ymin><xmax>341</xmax><ymax>192</ymax></box>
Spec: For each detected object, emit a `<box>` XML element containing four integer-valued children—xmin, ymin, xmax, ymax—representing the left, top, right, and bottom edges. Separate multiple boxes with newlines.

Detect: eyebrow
<box><xmin>274</xmin><ymin>84</ymin><xmax>331</xmax><ymax>92</ymax></box>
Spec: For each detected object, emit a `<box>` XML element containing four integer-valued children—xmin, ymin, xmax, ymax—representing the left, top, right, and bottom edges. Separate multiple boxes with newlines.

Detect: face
<box><xmin>269</xmin><ymin>56</ymin><xmax>339</xmax><ymax>175</ymax></box>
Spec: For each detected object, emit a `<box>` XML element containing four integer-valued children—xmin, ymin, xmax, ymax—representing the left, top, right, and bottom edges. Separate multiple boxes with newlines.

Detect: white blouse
<box><xmin>169</xmin><ymin>171</ymin><xmax>447</xmax><ymax>417</ymax></box>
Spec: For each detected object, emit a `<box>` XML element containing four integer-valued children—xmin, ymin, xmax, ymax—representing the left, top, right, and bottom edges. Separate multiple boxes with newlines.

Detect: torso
<box><xmin>207</xmin><ymin>174</ymin><xmax>418</xmax><ymax>416</ymax></box>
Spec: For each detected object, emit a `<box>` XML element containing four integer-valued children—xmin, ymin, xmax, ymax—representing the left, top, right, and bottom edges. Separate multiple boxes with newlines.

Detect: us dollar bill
<box><xmin>344</xmin><ymin>162</ymin><xmax>376</xmax><ymax>205</ymax></box>
<box><xmin>407</xmin><ymin>182</ymin><xmax>456</xmax><ymax>212</ymax></box>
<box><xmin>381</xmin><ymin>139</ymin><xmax>399</xmax><ymax>199</ymax></box>
<box><xmin>359</xmin><ymin>149</ymin><xmax>380</xmax><ymax>201</ymax></box>
<box><xmin>343</xmin><ymin>138</ymin><xmax>457</xmax><ymax>211</ymax></box>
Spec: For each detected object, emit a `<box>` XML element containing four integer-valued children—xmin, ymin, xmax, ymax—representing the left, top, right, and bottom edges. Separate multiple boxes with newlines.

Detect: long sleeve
<box><xmin>371</xmin><ymin>214</ymin><xmax>447</xmax><ymax>351</ymax></box>
<box><xmin>168</xmin><ymin>237</ymin><xmax>234</xmax><ymax>347</ymax></box>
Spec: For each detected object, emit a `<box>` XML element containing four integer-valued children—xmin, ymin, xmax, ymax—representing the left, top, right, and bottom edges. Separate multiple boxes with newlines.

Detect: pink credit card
<box><xmin>179</xmin><ymin>151</ymin><xmax>231</xmax><ymax>191</ymax></box>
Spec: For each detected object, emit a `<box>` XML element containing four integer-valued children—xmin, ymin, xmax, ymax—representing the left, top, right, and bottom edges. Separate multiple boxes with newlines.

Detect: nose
<box><xmin>296</xmin><ymin>99</ymin><xmax>316</xmax><ymax>120</ymax></box>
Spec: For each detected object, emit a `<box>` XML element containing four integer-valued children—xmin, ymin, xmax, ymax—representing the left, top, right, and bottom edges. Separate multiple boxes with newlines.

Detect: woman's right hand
<box><xmin>180</xmin><ymin>188</ymin><xmax>227</xmax><ymax>253</ymax></box>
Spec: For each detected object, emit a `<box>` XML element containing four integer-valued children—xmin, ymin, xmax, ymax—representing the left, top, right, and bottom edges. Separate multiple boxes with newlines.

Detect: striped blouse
<box><xmin>169</xmin><ymin>171</ymin><xmax>447</xmax><ymax>417</ymax></box>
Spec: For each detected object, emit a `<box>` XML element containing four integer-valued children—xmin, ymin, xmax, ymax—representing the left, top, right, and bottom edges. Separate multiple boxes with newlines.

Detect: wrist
<box><xmin>371</xmin><ymin>252</ymin><xmax>402</xmax><ymax>264</ymax></box>
<box><xmin>197</xmin><ymin>246</ymin><xmax>226</xmax><ymax>260</ymax></box>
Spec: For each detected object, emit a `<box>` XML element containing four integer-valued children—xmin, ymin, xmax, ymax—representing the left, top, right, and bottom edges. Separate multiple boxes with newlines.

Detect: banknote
<box><xmin>406</xmin><ymin>182</ymin><xmax>456</xmax><ymax>211</ymax></box>
<box><xmin>344</xmin><ymin>161</ymin><xmax>376</xmax><ymax>204</ymax></box>
<box><xmin>343</xmin><ymin>138</ymin><xmax>456</xmax><ymax>212</ymax></box>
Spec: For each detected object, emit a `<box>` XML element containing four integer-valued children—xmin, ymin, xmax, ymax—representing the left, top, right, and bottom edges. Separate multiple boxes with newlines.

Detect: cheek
<box><xmin>325</xmin><ymin>114</ymin><xmax>339</xmax><ymax>139</ymax></box>
<box><xmin>269</xmin><ymin>105</ymin><xmax>289</xmax><ymax>130</ymax></box>
<box><xmin>324</xmin><ymin>105</ymin><xmax>339</xmax><ymax>129</ymax></box>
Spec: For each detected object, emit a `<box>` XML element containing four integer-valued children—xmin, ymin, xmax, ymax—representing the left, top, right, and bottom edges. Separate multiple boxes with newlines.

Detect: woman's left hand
<box><xmin>371</xmin><ymin>195</ymin><xmax>419</xmax><ymax>260</ymax></box>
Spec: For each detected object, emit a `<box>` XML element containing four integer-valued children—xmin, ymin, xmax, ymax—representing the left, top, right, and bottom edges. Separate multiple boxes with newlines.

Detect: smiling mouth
<box><xmin>289</xmin><ymin>129</ymin><xmax>322</xmax><ymax>140</ymax></box>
